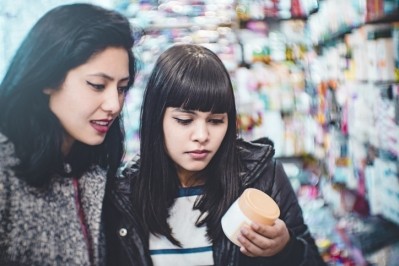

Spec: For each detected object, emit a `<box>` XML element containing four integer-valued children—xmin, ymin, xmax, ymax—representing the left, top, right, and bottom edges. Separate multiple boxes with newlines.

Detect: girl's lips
<box><xmin>188</xmin><ymin>150</ymin><xmax>210</xmax><ymax>160</ymax></box>
<box><xmin>90</xmin><ymin>120</ymin><xmax>112</xmax><ymax>134</ymax></box>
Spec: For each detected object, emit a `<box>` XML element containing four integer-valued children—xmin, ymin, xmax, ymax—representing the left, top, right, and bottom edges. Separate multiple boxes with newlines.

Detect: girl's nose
<box><xmin>192</xmin><ymin>122</ymin><xmax>209</xmax><ymax>143</ymax></box>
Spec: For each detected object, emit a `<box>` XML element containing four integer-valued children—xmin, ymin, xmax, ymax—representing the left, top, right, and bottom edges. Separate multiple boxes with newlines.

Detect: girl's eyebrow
<box><xmin>172</xmin><ymin>108</ymin><xmax>196</xmax><ymax>115</ymax></box>
<box><xmin>172</xmin><ymin>108</ymin><xmax>227</xmax><ymax>117</ymax></box>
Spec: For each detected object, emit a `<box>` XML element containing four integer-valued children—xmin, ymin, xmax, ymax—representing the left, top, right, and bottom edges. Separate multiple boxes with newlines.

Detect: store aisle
<box><xmin>1</xmin><ymin>0</ymin><xmax>399</xmax><ymax>265</ymax></box>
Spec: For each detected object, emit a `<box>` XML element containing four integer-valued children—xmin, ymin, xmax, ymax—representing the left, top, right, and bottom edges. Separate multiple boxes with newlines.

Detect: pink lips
<box><xmin>90</xmin><ymin>119</ymin><xmax>113</xmax><ymax>134</ymax></box>
<box><xmin>188</xmin><ymin>150</ymin><xmax>210</xmax><ymax>160</ymax></box>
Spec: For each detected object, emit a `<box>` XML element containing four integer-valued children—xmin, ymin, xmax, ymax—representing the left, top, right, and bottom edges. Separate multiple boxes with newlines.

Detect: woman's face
<box><xmin>163</xmin><ymin>107</ymin><xmax>228</xmax><ymax>185</ymax></box>
<box><xmin>44</xmin><ymin>47</ymin><xmax>130</xmax><ymax>154</ymax></box>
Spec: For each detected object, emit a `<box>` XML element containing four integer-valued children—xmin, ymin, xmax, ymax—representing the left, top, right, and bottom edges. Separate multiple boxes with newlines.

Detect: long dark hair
<box><xmin>0</xmin><ymin>3</ymin><xmax>137</xmax><ymax>186</ymax></box>
<box><xmin>133</xmin><ymin>44</ymin><xmax>241</xmax><ymax>245</ymax></box>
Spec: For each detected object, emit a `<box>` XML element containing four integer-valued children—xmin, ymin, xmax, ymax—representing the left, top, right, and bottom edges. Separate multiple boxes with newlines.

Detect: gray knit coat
<box><xmin>0</xmin><ymin>132</ymin><xmax>107</xmax><ymax>266</ymax></box>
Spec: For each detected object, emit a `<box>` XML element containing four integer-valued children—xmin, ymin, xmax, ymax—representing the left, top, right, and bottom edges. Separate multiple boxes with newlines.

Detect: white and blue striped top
<box><xmin>149</xmin><ymin>186</ymin><xmax>214</xmax><ymax>266</ymax></box>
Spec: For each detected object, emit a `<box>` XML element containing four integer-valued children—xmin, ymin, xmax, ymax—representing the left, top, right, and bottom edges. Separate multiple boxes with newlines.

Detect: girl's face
<box><xmin>163</xmin><ymin>107</ymin><xmax>228</xmax><ymax>186</ymax></box>
<box><xmin>44</xmin><ymin>47</ymin><xmax>130</xmax><ymax>154</ymax></box>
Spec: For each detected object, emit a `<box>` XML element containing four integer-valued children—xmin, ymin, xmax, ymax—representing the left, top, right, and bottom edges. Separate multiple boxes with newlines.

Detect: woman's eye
<box><xmin>118</xmin><ymin>86</ymin><xmax>129</xmax><ymax>94</ymax></box>
<box><xmin>174</xmin><ymin>118</ymin><xmax>192</xmax><ymax>125</ymax></box>
<box><xmin>87</xmin><ymin>81</ymin><xmax>105</xmax><ymax>90</ymax></box>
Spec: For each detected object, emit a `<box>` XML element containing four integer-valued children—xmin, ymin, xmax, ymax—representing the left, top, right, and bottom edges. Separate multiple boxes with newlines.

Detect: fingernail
<box><xmin>251</xmin><ymin>222</ymin><xmax>259</xmax><ymax>230</ymax></box>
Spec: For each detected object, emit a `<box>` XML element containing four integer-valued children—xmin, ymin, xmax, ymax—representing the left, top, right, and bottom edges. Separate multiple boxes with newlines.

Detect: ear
<box><xmin>42</xmin><ymin>88</ymin><xmax>54</xmax><ymax>95</ymax></box>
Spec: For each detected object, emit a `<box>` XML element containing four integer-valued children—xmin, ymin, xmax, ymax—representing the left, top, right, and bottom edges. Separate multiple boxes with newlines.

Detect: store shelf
<box><xmin>338</xmin><ymin>215</ymin><xmax>399</xmax><ymax>256</ymax></box>
<box><xmin>315</xmin><ymin>8</ymin><xmax>399</xmax><ymax>48</ymax></box>
<box><xmin>367</xmin><ymin>8</ymin><xmax>399</xmax><ymax>24</ymax></box>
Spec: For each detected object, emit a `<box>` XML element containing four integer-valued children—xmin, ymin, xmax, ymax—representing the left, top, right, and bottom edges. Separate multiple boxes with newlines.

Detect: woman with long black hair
<box><xmin>0</xmin><ymin>4</ymin><xmax>137</xmax><ymax>265</ymax></box>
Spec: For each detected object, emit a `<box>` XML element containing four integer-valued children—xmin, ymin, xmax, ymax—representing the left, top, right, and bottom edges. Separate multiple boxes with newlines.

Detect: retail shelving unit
<box><xmin>306</xmin><ymin>0</ymin><xmax>399</xmax><ymax>264</ymax></box>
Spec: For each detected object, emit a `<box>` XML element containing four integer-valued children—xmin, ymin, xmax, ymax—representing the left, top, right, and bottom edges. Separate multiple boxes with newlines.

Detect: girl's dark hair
<box><xmin>0</xmin><ymin>3</ymin><xmax>137</xmax><ymax>186</ymax></box>
<box><xmin>133</xmin><ymin>44</ymin><xmax>241</xmax><ymax>245</ymax></box>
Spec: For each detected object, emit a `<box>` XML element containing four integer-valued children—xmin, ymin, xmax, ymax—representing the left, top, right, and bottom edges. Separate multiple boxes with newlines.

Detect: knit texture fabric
<box><xmin>0</xmin><ymin>132</ymin><xmax>107</xmax><ymax>266</ymax></box>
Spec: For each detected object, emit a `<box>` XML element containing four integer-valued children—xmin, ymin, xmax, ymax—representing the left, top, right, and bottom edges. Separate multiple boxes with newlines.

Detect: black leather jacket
<box><xmin>104</xmin><ymin>139</ymin><xmax>326</xmax><ymax>266</ymax></box>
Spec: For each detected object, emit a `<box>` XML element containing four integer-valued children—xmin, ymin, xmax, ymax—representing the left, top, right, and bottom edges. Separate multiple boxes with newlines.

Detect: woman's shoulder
<box><xmin>0</xmin><ymin>132</ymin><xmax>19</xmax><ymax>170</ymax></box>
<box><xmin>237</xmin><ymin>138</ymin><xmax>278</xmax><ymax>190</ymax></box>
<box><xmin>237</xmin><ymin>137</ymin><xmax>274</xmax><ymax>155</ymax></box>
<box><xmin>237</xmin><ymin>138</ymin><xmax>275</xmax><ymax>168</ymax></box>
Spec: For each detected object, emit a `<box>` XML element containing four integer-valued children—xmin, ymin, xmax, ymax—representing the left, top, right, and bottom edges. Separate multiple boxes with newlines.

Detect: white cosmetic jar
<box><xmin>221</xmin><ymin>188</ymin><xmax>280</xmax><ymax>246</ymax></box>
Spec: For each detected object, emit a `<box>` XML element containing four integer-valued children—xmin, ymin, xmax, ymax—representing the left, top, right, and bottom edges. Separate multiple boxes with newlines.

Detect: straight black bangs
<box><xmin>164</xmin><ymin>56</ymin><xmax>235</xmax><ymax>114</ymax></box>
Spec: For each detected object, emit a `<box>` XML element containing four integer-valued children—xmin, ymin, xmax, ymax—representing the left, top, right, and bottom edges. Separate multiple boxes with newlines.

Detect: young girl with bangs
<box><xmin>105</xmin><ymin>44</ymin><xmax>325</xmax><ymax>266</ymax></box>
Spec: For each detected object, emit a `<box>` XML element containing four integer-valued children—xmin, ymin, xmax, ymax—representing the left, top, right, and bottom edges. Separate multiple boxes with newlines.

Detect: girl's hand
<box><xmin>237</xmin><ymin>219</ymin><xmax>290</xmax><ymax>257</ymax></box>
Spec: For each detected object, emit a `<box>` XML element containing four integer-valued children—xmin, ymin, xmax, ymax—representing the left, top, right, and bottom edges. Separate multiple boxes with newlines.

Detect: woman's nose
<box><xmin>101</xmin><ymin>87</ymin><xmax>122</xmax><ymax>114</ymax></box>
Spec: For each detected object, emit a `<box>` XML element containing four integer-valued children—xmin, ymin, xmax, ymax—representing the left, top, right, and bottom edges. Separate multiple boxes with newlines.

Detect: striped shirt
<box><xmin>149</xmin><ymin>186</ymin><xmax>214</xmax><ymax>266</ymax></box>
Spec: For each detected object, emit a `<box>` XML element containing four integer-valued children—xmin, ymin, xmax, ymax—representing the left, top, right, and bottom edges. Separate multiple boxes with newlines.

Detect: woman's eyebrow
<box><xmin>88</xmin><ymin>73</ymin><xmax>130</xmax><ymax>82</ymax></box>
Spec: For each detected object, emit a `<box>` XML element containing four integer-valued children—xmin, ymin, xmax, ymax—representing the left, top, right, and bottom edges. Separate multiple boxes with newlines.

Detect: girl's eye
<box><xmin>174</xmin><ymin>118</ymin><xmax>192</xmax><ymax>125</ymax></box>
<box><xmin>209</xmin><ymin>118</ymin><xmax>225</xmax><ymax>124</ymax></box>
<box><xmin>87</xmin><ymin>81</ymin><xmax>105</xmax><ymax>90</ymax></box>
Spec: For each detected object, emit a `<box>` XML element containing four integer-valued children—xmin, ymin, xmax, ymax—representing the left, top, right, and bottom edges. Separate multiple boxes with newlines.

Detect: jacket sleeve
<box><xmin>256</xmin><ymin>160</ymin><xmax>326</xmax><ymax>266</ymax></box>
